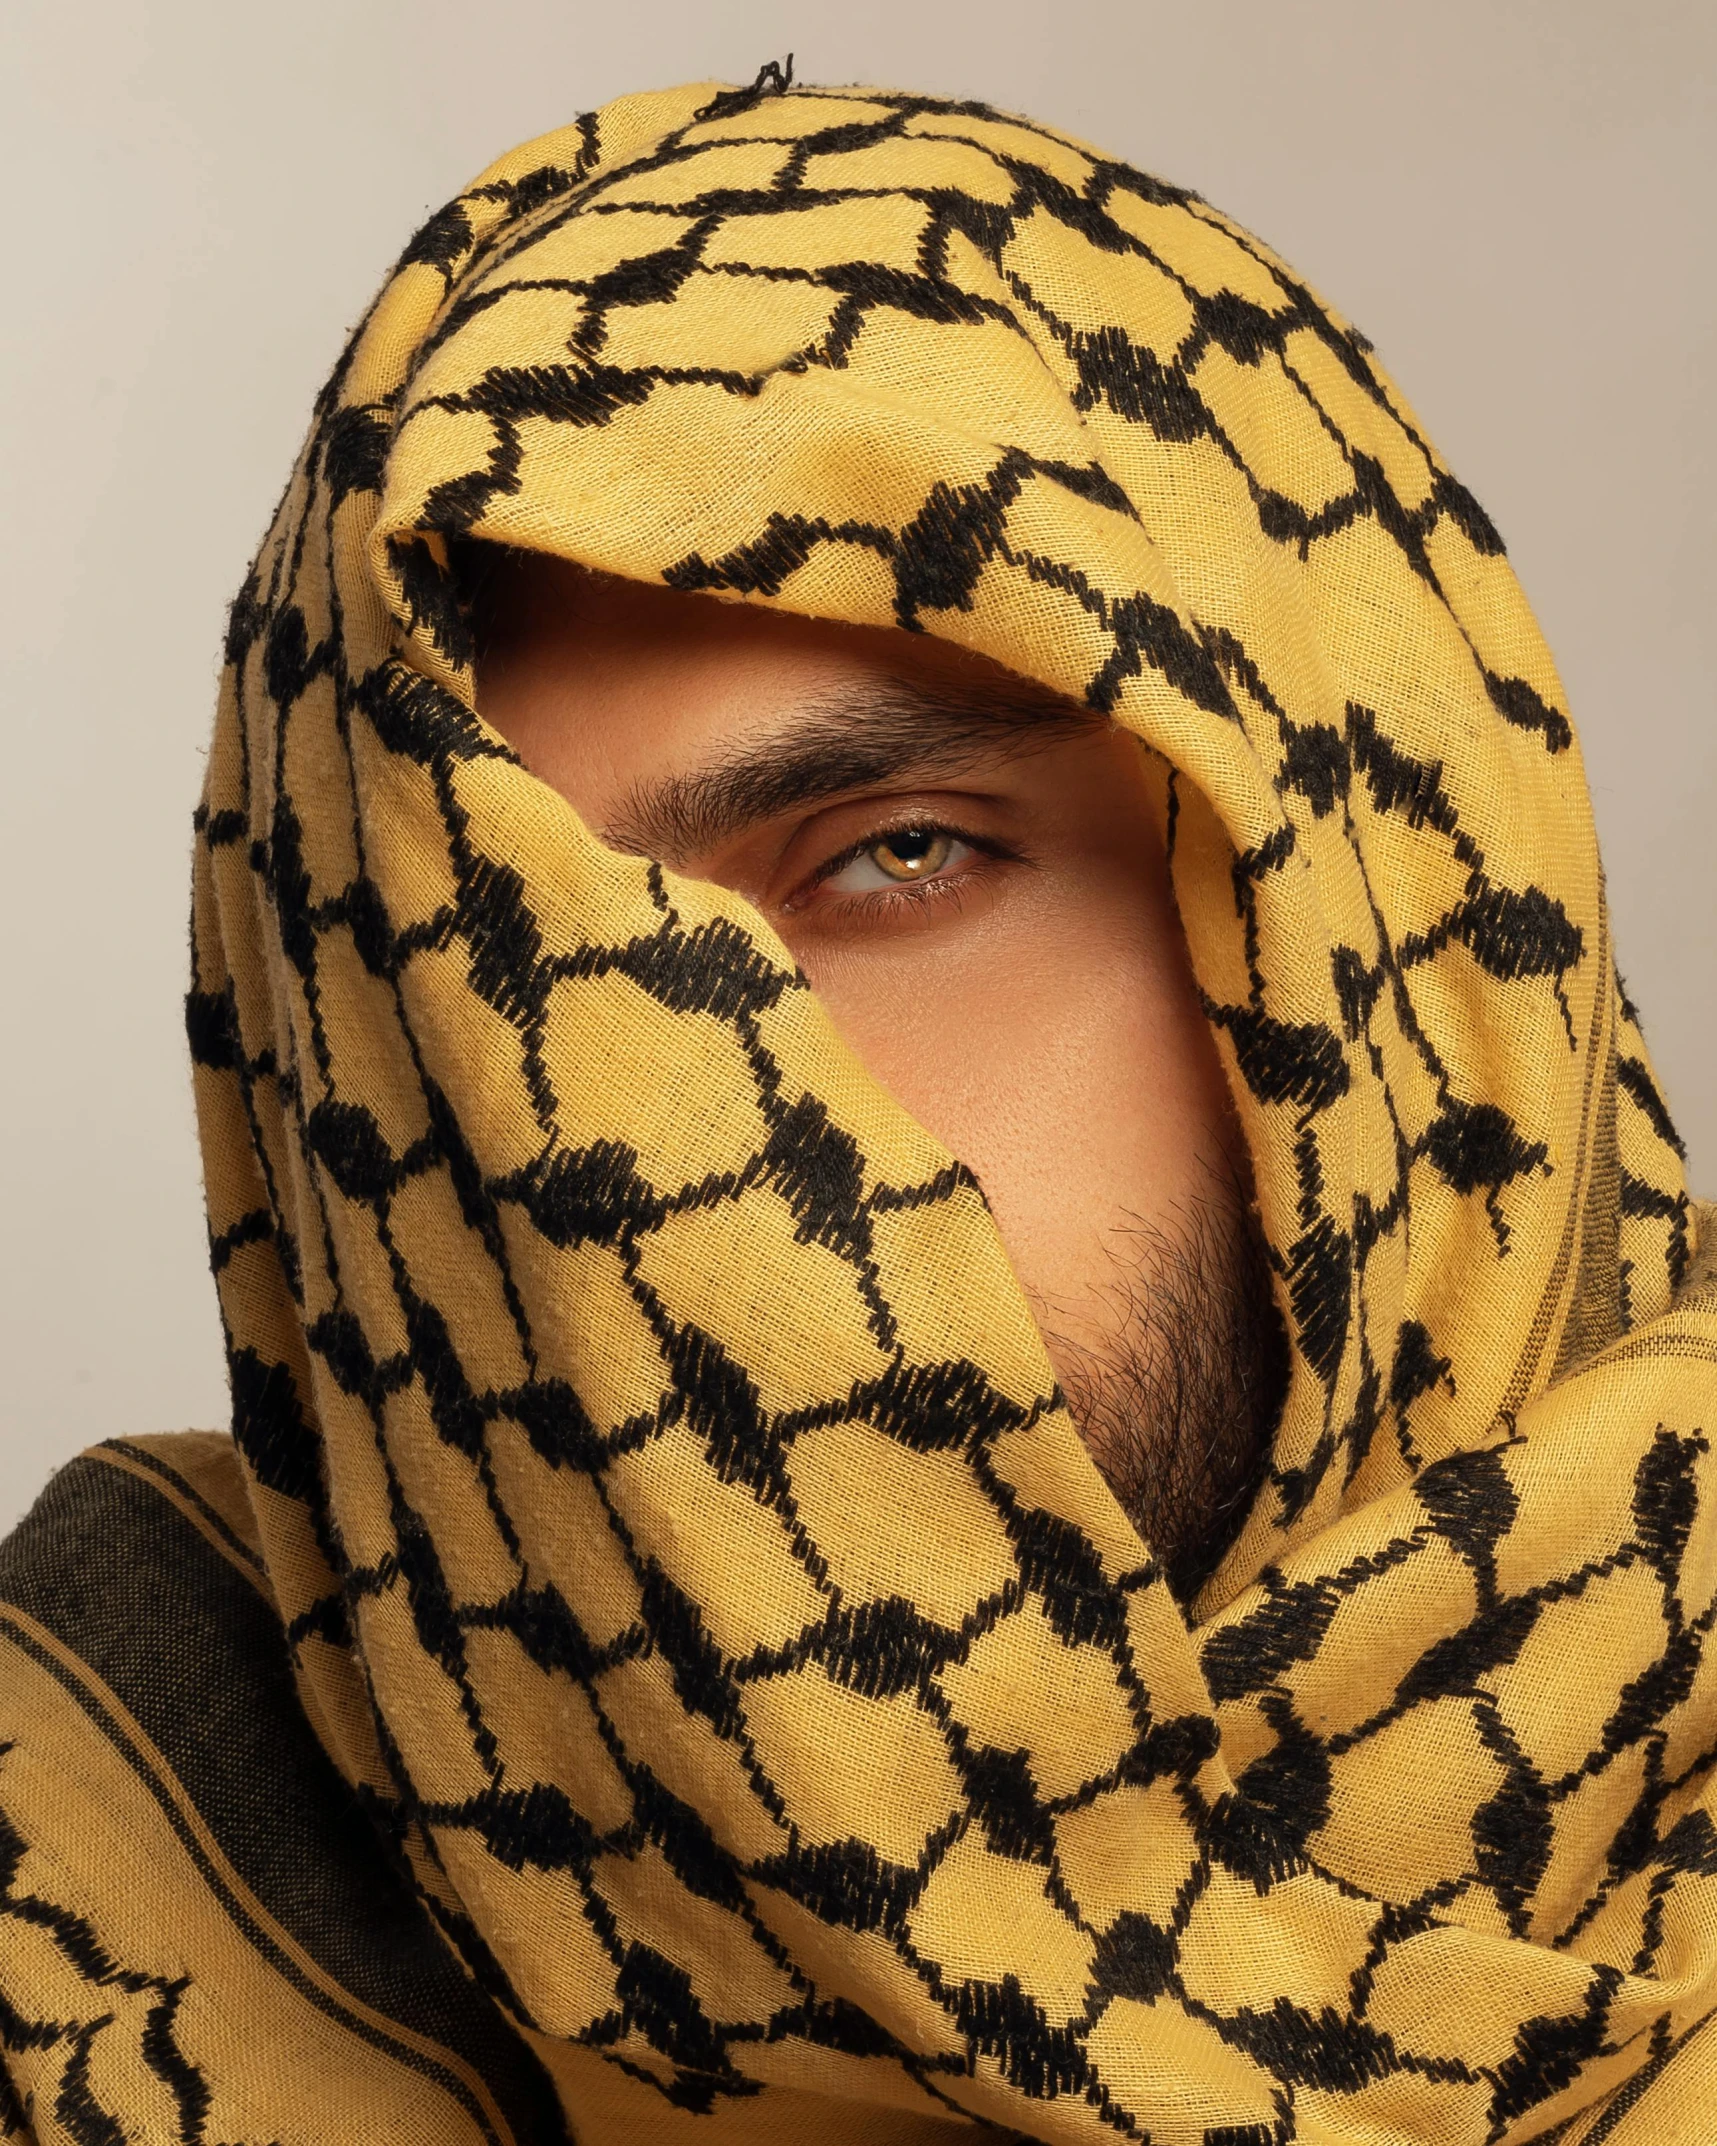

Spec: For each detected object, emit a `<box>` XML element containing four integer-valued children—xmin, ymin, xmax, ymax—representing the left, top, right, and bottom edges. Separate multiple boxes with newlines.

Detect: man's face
<box><xmin>473</xmin><ymin>556</ymin><xmax>1284</xmax><ymax>1598</ymax></box>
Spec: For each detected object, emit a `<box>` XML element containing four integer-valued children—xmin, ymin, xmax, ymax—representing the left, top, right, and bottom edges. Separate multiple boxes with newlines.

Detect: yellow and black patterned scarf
<box><xmin>4</xmin><ymin>71</ymin><xmax>1715</xmax><ymax>2146</ymax></box>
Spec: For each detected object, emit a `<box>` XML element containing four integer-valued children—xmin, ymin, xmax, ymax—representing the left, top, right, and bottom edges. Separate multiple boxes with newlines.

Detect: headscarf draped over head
<box><xmin>3</xmin><ymin>69</ymin><xmax>1713</xmax><ymax>2146</ymax></box>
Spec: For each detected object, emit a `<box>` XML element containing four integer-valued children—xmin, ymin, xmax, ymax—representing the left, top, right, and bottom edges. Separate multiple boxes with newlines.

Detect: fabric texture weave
<box><xmin>3</xmin><ymin>71</ymin><xmax>1714</xmax><ymax>2146</ymax></box>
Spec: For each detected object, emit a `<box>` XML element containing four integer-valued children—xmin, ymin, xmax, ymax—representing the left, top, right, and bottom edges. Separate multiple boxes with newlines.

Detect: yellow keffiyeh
<box><xmin>3</xmin><ymin>70</ymin><xmax>1714</xmax><ymax>2146</ymax></box>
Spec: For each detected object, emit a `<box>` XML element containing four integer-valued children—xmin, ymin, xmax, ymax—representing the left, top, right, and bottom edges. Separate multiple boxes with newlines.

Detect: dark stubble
<box><xmin>1035</xmin><ymin>1172</ymin><xmax>1289</xmax><ymax>1608</ymax></box>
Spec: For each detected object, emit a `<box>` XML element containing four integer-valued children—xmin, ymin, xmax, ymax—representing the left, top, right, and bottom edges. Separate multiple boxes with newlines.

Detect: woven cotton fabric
<box><xmin>4</xmin><ymin>72</ymin><xmax>1715</xmax><ymax>2146</ymax></box>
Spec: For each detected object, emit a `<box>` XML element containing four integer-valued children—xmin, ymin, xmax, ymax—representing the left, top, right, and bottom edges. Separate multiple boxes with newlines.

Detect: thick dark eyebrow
<box><xmin>602</xmin><ymin>676</ymin><xmax>1101</xmax><ymax>863</ymax></box>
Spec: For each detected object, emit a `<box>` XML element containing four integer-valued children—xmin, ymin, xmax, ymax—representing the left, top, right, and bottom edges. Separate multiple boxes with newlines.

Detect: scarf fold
<box><xmin>3</xmin><ymin>73</ymin><xmax>1711</xmax><ymax>2146</ymax></box>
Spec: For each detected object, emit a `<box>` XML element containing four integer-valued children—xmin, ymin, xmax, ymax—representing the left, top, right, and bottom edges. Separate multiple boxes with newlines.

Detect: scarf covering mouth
<box><xmin>3</xmin><ymin>69</ymin><xmax>1715</xmax><ymax>2146</ymax></box>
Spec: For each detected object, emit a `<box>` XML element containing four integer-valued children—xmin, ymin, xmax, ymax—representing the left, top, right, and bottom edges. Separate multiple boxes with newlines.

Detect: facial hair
<box><xmin>1035</xmin><ymin>1174</ymin><xmax>1289</xmax><ymax>1609</ymax></box>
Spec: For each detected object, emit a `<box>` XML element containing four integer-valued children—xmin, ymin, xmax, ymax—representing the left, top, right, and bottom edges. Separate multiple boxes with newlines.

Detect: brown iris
<box><xmin>869</xmin><ymin>829</ymin><xmax>953</xmax><ymax>880</ymax></box>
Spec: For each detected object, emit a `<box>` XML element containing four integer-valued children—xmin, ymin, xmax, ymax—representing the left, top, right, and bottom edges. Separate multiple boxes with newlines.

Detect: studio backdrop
<box><xmin>2</xmin><ymin>0</ymin><xmax>1712</xmax><ymax>1526</ymax></box>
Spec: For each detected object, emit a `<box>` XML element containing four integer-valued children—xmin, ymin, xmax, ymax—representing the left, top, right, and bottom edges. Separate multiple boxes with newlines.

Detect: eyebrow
<box><xmin>602</xmin><ymin>675</ymin><xmax>1102</xmax><ymax>863</ymax></box>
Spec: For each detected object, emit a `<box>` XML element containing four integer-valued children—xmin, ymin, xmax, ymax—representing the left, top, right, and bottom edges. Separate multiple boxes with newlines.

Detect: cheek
<box><xmin>800</xmin><ymin>876</ymin><xmax>1236</xmax><ymax>1311</ymax></box>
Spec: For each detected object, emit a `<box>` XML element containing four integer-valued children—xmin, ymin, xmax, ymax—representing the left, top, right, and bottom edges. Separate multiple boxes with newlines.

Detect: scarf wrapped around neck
<box><xmin>4</xmin><ymin>71</ymin><xmax>1714</xmax><ymax>2146</ymax></box>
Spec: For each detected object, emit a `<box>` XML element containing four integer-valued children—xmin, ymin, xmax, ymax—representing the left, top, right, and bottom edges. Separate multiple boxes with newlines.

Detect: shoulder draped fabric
<box><xmin>4</xmin><ymin>73</ymin><xmax>1714</xmax><ymax>2146</ymax></box>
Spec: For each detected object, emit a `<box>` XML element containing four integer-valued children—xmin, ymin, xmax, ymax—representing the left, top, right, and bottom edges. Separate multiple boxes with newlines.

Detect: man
<box><xmin>1</xmin><ymin>65</ymin><xmax>1712</xmax><ymax>2146</ymax></box>
<box><xmin>467</xmin><ymin>555</ymin><xmax>1285</xmax><ymax>1608</ymax></box>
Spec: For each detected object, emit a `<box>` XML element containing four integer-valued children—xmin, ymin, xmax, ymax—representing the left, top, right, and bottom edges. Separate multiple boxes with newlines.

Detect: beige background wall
<box><xmin>3</xmin><ymin>0</ymin><xmax>1712</xmax><ymax>1527</ymax></box>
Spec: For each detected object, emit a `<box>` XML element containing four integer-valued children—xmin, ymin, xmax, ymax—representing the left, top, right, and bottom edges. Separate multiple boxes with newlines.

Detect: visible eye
<box><xmin>821</xmin><ymin>826</ymin><xmax>969</xmax><ymax>895</ymax></box>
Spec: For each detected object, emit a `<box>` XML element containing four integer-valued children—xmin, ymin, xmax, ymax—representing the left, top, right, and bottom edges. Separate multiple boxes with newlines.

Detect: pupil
<box><xmin>888</xmin><ymin>830</ymin><xmax>935</xmax><ymax>862</ymax></box>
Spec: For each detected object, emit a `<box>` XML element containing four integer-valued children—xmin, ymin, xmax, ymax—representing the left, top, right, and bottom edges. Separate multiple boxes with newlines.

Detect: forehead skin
<box><xmin>470</xmin><ymin>552</ymin><xmax>1244</xmax><ymax>1419</ymax></box>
